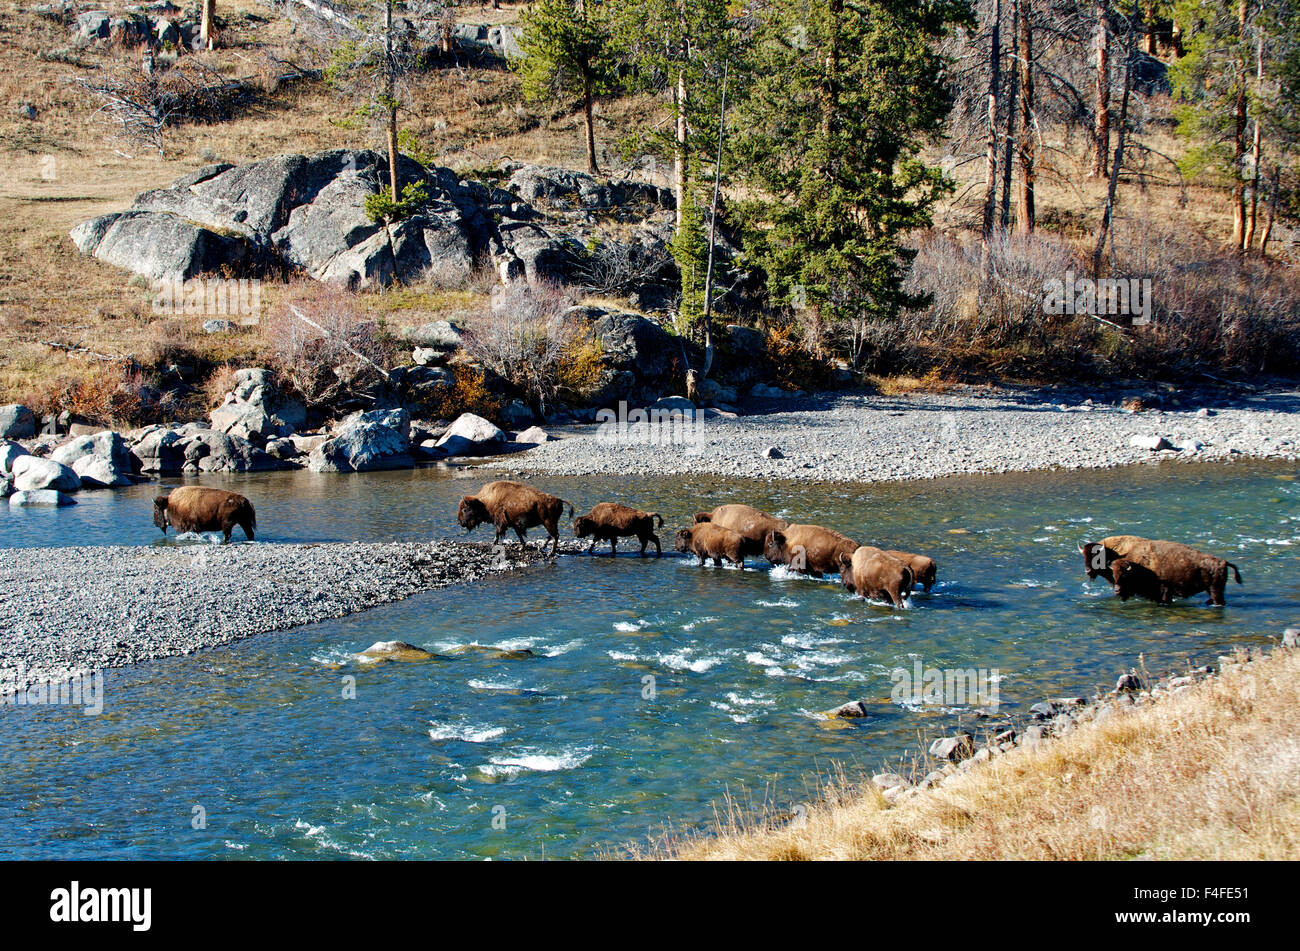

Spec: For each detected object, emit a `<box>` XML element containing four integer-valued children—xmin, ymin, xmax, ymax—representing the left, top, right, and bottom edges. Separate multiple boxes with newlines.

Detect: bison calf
<box><xmin>884</xmin><ymin>550</ymin><xmax>938</xmax><ymax>593</ymax></box>
<box><xmin>838</xmin><ymin>546</ymin><xmax>914</xmax><ymax>609</ymax></box>
<box><xmin>574</xmin><ymin>502</ymin><xmax>663</xmax><ymax>557</ymax></box>
<box><xmin>675</xmin><ymin>523</ymin><xmax>746</xmax><ymax>568</ymax></box>
<box><xmin>1110</xmin><ymin>557</ymin><xmax>1171</xmax><ymax>604</ymax></box>
<box><xmin>153</xmin><ymin>486</ymin><xmax>256</xmax><ymax>542</ymax></box>
<box><xmin>457</xmin><ymin>480</ymin><xmax>571</xmax><ymax>556</ymax></box>
<box><xmin>694</xmin><ymin>504</ymin><xmax>789</xmax><ymax>558</ymax></box>
<box><xmin>763</xmin><ymin>524</ymin><xmax>859</xmax><ymax>578</ymax></box>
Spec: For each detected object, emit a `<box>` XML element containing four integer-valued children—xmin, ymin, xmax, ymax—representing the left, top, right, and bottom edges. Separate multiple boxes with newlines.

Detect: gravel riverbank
<box><xmin>0</xmin><ymin>540</ymin><xmax>571</xmax><ymax>693</ymax></box>
<box><xmin>493</xmin><ymin>387</ymin><xmax>1300</xmax><ymax>481</ymax></box>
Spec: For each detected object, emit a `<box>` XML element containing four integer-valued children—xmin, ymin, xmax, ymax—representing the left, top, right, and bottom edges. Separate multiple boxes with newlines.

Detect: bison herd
<box><xmin>149</xmin><ymin>480</ymin><xmax>1245</xmax><ymax>608</ymax></box>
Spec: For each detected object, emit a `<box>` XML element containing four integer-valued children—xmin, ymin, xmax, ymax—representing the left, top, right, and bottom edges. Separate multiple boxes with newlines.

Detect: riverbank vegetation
<box><xmin>3</xmin><ymin>0</ymin><xmax>1300</xmax><ymax>425</ymax></box>
<box><xmin>646</xmin><ymin>645</ymin><xmax>1300</xmax><ymax>860</ymax></box>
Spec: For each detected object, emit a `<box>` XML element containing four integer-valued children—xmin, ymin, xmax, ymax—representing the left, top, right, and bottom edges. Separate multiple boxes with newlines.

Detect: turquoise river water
<box><xmin>0</xmin><ymin>458</ymin><xmax>1297</xmax><ymax>858</ymax></box>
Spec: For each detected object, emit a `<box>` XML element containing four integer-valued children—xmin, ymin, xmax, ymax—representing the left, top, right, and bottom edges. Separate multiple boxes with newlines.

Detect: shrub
<box><xmin>428</xmin><ymin>365</ymin><xmax>501</xmax><ymax>423</ymax></box>
<box><xmin>24</xmin><ymin>365</ymin><xmax>155</xmax><ymax>427</ymax></box>
<box><xmin>364</xmin><ymin>180</ymin><xmax>430</xmax><ymax>224</ymax></box>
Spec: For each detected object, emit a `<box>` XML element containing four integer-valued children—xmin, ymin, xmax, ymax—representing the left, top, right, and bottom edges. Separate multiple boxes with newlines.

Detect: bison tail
<box><xmin>566</xmin><ymin>501</ymin><xmax>574</xmax><ymax>519</ymax></box>
<box><xmin>652</xmin><ymin>512</ymin><xmax>663</xmax><ymax>528</ymax></box>
<box><xmin>1226</xmin><ymin>562</ymin><xmax>1242</xmax><ymax>584</ymax></box>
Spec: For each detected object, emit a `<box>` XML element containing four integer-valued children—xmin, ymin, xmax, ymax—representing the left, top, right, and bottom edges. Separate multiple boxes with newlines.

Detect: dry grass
<box><xmin>649</xmin><ymin>647</ymin><xmax>1300</xmax><ymax>860</ymax></box>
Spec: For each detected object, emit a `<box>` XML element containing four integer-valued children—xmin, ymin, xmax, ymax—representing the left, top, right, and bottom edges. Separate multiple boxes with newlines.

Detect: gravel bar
<box><xmin>0</xmin><ymin>540</ymin><xmax>572</xmax><ymax>693</ymax></box>
<box><xmin>492</xmin><ymin>388</ymin><xmax>1300</xmax><ymax>481</ymax></box>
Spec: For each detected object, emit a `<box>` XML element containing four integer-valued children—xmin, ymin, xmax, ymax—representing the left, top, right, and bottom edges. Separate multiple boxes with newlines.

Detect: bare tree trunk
<box><xmin>583</xmin><ymin>75</ymin><xmax>600</xmax><ymax>176</ymax></box>
<box><xmin>200</xmin><ymin>0</ymin><xmax>215</xmax><ymax>50</ymax></box>
<box><xmin>385</xmin><ymin>0</ymin><xmax>398</xmax><ymax>202</ymax></box>
<box><xmin>1093</xmin><ymin>5</ymin><xmax>1138</xmax><ymax>275</ymax></box>
<box><xmin>701</xmin><ymin>63</ymin><xmax>729</xmax><ymax>379</ymax></box>
<box><xmin>1259</xmin><ymin>164</ymin><xmax>1279</xmax><ymax>256</ymax></box>
<box><xmin>1016</xmin><ymin>0</ymin><xmax>1035</xmax><ymax>234</ymax></box>
<box><xmin>1091</xmin><ymin>0</ymin><xmax>1110</xmax><ymax>178</ymax></box>
<box><xmin>982</xmin><ymin>0</ymin><xmax>1002</xmax><ymax>240</ymax></box>
<box><xmin>1244</xmin><ymin>35</ymin><xmax>1263</xmax><ymax>250</ymax></box>
<box><xmin>1000</xmin><ymin>0</ymin><xmax>1020</xmax><ymax>231</ymax></box>
<box><xmin>674</xmin><ymin>66</ymin><xmax>688</xmax><ymax>232</ymax></box>
<box><xmin>1231</xmin><ymin>0</ymin><xmax>1248</xmax><ymax>250</ymax></box>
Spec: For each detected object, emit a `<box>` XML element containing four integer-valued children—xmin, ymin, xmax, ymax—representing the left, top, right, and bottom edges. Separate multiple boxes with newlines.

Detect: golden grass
<box><xmin>650</xmin><ymin>647</ymin><xmax>1300</xmax><ymax>860</ymax></box>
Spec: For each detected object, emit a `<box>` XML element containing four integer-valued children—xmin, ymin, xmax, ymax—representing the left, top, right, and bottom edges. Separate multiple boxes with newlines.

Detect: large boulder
<box><xmin>50</xmin><ymin>431</ymin><xmax>134</xmax><ymax>488</ymax></box>
<box><xmin>0</xmin><ymin>404</ymin><xmax>37</xmax><ymax>439</ymax></box>
<box><xmin>127</xmin><ymin>426</ymin><xmax>186</xmax><ymax>473</ymax></box>
<box><xmin>70</xmin><ymin>211</ymin><xmax>250</xmax><ymax>282</ymax></box>
<box><xmin>308</xmin><ymin>408</ymin><xmax>413</xmax><ymax>472</ymax></box>
<box><xmin>9</xmin><ymin>489</ymin><xmax>76</xmax><ymax>507</ymax></box>
<box><xmin>435</xmin><ymin>412</ymin><xmax>505</xmax><ymax>457</ymax></box>
<box><xmin>10</xmin><ymin>455</ymin><xmax>81</xmax><ymax>493</ymax></box>
<box><xmin>580</xmin><ymin>309</ymin><xmax>681</xmax><ymax>406</ymax></box>
<box><xmin>208</xmin><ymin>368</ymin><xmax>306</xmax><ymax>445</ymax></box>
<box><xmin>176</xmin><ymin>429</ymin><xmax>284</xmax><ymax>473</ymax></box>
<box><xmin>0</xmin><ymin>440</ymin><xmax>29</xmax><ymax>475</ymax></box>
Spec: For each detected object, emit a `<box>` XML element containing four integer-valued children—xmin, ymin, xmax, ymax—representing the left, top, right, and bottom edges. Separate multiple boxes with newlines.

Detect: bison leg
<box><xmin>241</xmin><ymin>519</ymin><xmax>255</xmax><ymax>542</ymax></box>
<box><xmin>609</xmin><ymin>537</ymin><xmax>617</xmax><ymax>557</ymax></box>
<box><xmin>651</xmin><ymin>533</ymin><xmax>661</xmax><ymax>557</ymax></box>
<box><xmin>587</xmin><ymin>538</ymin><xmax>597</xmax><ymax>554</ymax></box>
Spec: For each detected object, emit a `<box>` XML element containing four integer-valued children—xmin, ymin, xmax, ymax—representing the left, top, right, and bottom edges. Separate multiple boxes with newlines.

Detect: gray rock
<box><xmin>265</xmin><ymin>437</ymin><xmax>301</xmax><ymax>461</ymax></box>
<box><xmin>9</xmin><ymin>488</ymin><xmax>76</xmax><ymax>506</ymax></box>
<box><xmin>749</xmin><ymin>383</ymin><xmax>793</xmax><ymax>400</ymax></box>
<box><xmin>1129</xmin><ymin>433</ymin><xmax>1174</xmax><ymax>451</ymax></box>
<box><xmin>0</xmin><ymin>404</ymin><xmax>37</xmax><ymax>439</ymax></box>
<box><xmin>500</xmin><ymin>400</ymin><xmax>535</xmax><ymax>428</ymax></box>
<box><xmin>515</xmin><ymin>426</ymin><xmax>551</xmax><ymax>444</ymax></box>
<box><xmin>764</xmin><ymin>445</ymin><xmax>784</xmax><ymax>459</ymax></box>
<box><xmin>308</xmin><ymin>408</ymin><xmax>413</xmax><ymax>472</ymax></box>
<box><xmin>10</xmin><ymin>455</ymin><xmax>81</xmax><ymax>492</ymax></box>
<box><xmin>70</xmin><ymin>211</ymin><xmax>250</xmax><ymax>282</ymax></box>
<box><xmin>928</xmin><ymin>733</ymin><xmax>975</xmax><ymax>763</ymax></box>
<box><xmin>649</xmin><ymin>396</ymin><xmax>697</xmax><ymax>418</ymax></box>
<box><xmin>401</xmin><ymin>320</ymin><xmax>464</xmax><ymax>350</ymax></box>
<box><xmin>203</xmin><ymin>319</ymin><xmax>235</xmax><ymax>333</ymax></box>
<box><xmin>1115</xmin><ymin>673</ymin><xmax>1144</xmax><ymax>693</ymax></box>
<box><xmin>435</xmin><ymin>412</ymin><xmax>505</xmax><ymax>457</ymax></box>
<box><xmin>1029</xmin><ymin>701</ymin><xmax>1057</xmax><ymax>720</ymax></box>
<box><xmin>871</xmin><ymin>773</ymin><xmax>908</xmax><ymax>790</ymax></box>
<box><xmin>127</xmin><ymin>426</ymin><xmax>185</xmax><ymax>473</ymax></box>
<box><xmin>1</xmin><ymin>440</ymin><xmax>29</xmax><ymax>475</ymax></box>
<box><xmin>699</xmin><ymin>378</ymin><xmax>738</xmax><ymax>405</ymax></box>
<box><xmin>176</xmin><ymin>430</ymin><xmax>284</xmax><ymax>473</ymax></box>
<box><xmin>1282</xmin><ymin>627</ymin><xmax>1299</xmax><ymax>649</ymax></box>
<box><xmin>828</xmin><ymin>700</ymin><xmax>869</xmax><ymax>718</ymax></box>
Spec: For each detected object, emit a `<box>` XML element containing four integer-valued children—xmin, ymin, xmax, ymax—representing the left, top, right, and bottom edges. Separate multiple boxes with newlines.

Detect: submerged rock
<box><xmin>356</xmin><ymin>640</ymin><xmax>436</xmax><ymax>662</ymax></box>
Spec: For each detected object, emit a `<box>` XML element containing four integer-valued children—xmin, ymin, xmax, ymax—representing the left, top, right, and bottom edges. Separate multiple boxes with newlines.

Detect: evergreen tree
<box><xmin>731</xmin><ymin>0</ymin><xmax>967</xmax><ymax>365</ymax></box>
<box><xmin>514</xmin><ymin>0</ymin><xmax>619</xmax><ymax>175</ymax></box>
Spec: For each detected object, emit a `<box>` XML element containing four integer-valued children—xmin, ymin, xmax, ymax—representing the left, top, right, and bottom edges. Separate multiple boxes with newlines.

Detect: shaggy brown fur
<box><xmin>694</xmin><ymin>504</ymin><xmax>790</xmax><ymax>558</ymax></box>
<box><xmin>1081</xmin><ymin>535</ymin><xmax>1242</xmax><ymax>605</ymax></box>
<box><xmin>838</xmin><ymin>546</ymin><xmax>914</xmax><ymax>608</ymax></box>
<box><xmin>457</xmin><ymin>480</ymin><xmax>572</xmax><ymax>556</ymax></box>
<box><xmin>675</xmin><ymin>523</ymin><xmax>747</xmax><ymax>568</ymax></box>
<box><xmin>763</xmin><ymin>524</ymin><xmax>860</xmax><ymax>578</ymax></box>
<box><xmin>153</xmin><ymin>486</ymin><xmax>256</xmax><ymax>542</ymax></box>
<box><xmin>574</xmin><ymin>502</ymin><xmax>664</xmax><ymax>557</ymax></box>
<box><xmin>883</xmin><ymin>550</ymin><xmax>938</xmax><ymax>593</ymax></box>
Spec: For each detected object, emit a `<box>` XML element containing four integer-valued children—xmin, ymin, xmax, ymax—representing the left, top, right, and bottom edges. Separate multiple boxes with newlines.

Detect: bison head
<box><xmin>457</xmin><ymin>496</ymin><xmax>488</xmax><ymax>532</ymax></box>
<box><xmin>153</xmin><ymin>496</ymin><xmax>170</xmax><ymax>534</ymax></box>
<box><xmin>692</xmin><ymin>512</ymin><xmax>712</xmax><ymax>524</ymax></box>
<box><xmin>1080</xmin><ymin>542</ymin><xmax>1113</xmax><ymax>581</ymax></box>
<box><xmin>673</xmin><ymin>528</ymin><xmax>693</xmax><ymax>553</ymax></box>
<box><xmin>837</xmin><ymin>551</ymin><xmax>856</xmax><ymax>593</ymax></box>
<box><xmin>763</xmin><ymin>529</ymin><xmax>787</xmax><ymax>565</ymax></box>
<box><xmin>573</xmin><ymin>515</ymin><xmax>594</xmax><ymax>538</ymax></box>
<box><xmin>917</xmin><ymin>561</ymin><xmax>937</xmax><ymax>591</ymax></box>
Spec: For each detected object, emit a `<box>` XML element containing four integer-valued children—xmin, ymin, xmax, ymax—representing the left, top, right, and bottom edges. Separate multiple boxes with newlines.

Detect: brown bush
<box><xmin>23</xmin><ymin>364</ymin><xmax>155</xmax><ymax>427</ymax></box>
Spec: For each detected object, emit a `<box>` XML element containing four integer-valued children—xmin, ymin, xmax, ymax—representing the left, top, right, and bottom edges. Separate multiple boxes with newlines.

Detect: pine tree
<box><xmin>514</xmin><ymin>0</ymin><xmax>619</xmax><ymax>175</ymax></box>
<box><xmin>731</xmin><ymin>0</ymin><xmax>967</xmax><ymax>365</ymax></box>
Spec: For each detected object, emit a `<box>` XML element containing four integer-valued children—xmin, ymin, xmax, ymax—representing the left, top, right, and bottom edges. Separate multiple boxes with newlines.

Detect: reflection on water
<box><xmin>1</xmin><ymin>459</ymin><xmax>1297</xmax><ymax>858</ymax></box>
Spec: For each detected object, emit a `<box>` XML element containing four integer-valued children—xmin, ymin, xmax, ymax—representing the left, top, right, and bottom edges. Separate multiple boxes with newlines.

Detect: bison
<box><xmin>693</xmin><ymin>504</ymin><xmax>789</xmax><ymax>558</ymax></box>
<box><xmin>457</xmin><ymin>480</ymin><xmax>572</xmax><ymax>556</ymax></box>
<box><xmin>1109</xmin><ymin>557</ymin><xmax>1170</xmax><ymax>604</ymax></box>
<box><xmin>1081</xmin><ymin>534</ymin><xmax>1242</xmax><ymax>605</ymax></box>
<box><xmin>763</xmin><ymin>524</ymin><xmax>859</xmax><ymax>578</ymax></box>
<box><xmin>573</xmin><ymin>502</ymin><xmax>664</xmax><ymax>557</ymax></box>
<box><xmin>153</xmin><ymin>486</ymin><xmax>256</xmax><ymax>542</ymax></box>
<box><xmin>837</xmin><ymin>546</ymin><xmax>914</xmax><ymax>608</ymax></box>
<box><xmin>675</xmin><ymin>523</ymin><xmax>747</xmax><ymax>568</ymax></box>
<box><xmin>884</xmin><ymin>550</ymin><xmax>938</xmax><ymax>593</ymax></box>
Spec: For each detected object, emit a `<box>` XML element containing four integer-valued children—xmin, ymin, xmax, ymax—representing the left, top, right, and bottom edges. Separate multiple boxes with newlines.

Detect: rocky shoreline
<box><xmin>493</xmin><ymin>387</ymin><xmax>1300</xmax><ymax>482</ymax></box>
<box><xmin>0</xmin><ymin>539</ymin><xmax>575</xmax><ymax>694</ymax></box>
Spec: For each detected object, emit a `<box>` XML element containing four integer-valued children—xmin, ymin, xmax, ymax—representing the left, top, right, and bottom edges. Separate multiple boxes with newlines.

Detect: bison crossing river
<box><xmin>150</xmin><ymin>479</ymin><xmax>1245</xmax><ymax>607</ymax></box>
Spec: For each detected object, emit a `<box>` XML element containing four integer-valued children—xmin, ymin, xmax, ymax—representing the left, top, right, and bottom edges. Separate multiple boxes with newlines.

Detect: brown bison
<box><xmin>1081</xmin><ymin>534</ymin><xmax>1242</xmax><ymax>605</ymax></box>
<box><xmin>153</xmin><ymin>486</ymin><xmax>256</xmax><ymax>542</ymax></box>
<box><xmin>693</xmin><ymin>504</ymin><xmax>789</xmax><ymax>558</ymax></box>
<box><xmin>675</xmin><ymin>523</ymin><xmax>747</xmax><ymax>568</ymax></box>
<box><xmin>573</xmin><ymin>502</ymin><xmax>664</xmax><ymax>557</ymax></box>
<box><xmin>884</xmin><ymin>550</ymin><xmax>938</xmax><ymax>593</ymax></box>
<box><xmin>457</xmin><ymin>480</ymin><xmax>572</xmax><ymax>556</ymax></box>
<box><xmin>1109</xmin><ymin>557</ymin><xmax>1170</xmax><ymax>604</ymax></box>
<box><xmin>837</xmin><ymin>546</ymin><xmax>914</xmax><ymax>609</ymax></box>
<box><xmin>763</xmin><ymin>524</ymin><xmax>859</xmax><ymax>578</ymax></box>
